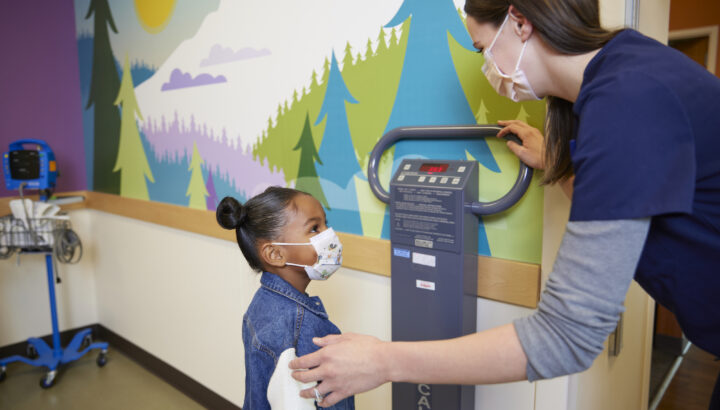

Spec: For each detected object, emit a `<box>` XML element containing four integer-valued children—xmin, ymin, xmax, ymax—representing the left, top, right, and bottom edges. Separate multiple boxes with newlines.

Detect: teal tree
<box><xmin>381</xmin><ymin>0</ymin><xmax>500</xmax><ymax>253</ymax></box>
<box><xmin>314</xmin><ymin>52</ymin><xmax>362</xmax><ymax>233</ymax></box>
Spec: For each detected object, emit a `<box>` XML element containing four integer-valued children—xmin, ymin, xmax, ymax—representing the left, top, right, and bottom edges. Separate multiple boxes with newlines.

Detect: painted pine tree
<box><xmin>113</xmin><ymin>55</ymin><xmax>154</xmax><ymax>200</ymax></box>
<box><xmin>382</xmin><ymin>0</ymin><xmax>500</xmax><ymax>252</ymax></box>
<box><xmin>206</xmin><ymin>169</ymin><xmax>218</xmax><ymax>211</ymax></box>
<box><xmin>186</xmin><ymin>142</ymin><xmax>208</xmax><ymax>209</ymax></box>
<box><xmin>294</xmin><ymin>113</ymin><xmax>329</xmax><ymax>208</ymax></box>
<box><xmin>314</xmin><ymin>51</ymin><xmax>362</xmax><ymax>233</ymax></box>
<box><xmin>343</xmin><ymin>42</ymin><xmax>354</xmax><ymax>69</ymax></box>
<box><xmin>85</xmin><ymin>0</ymin><xmax>121</xmax><ymax>194</ymax></box>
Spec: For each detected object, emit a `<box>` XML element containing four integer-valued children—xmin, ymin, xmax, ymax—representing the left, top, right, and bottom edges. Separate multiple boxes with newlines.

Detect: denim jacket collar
<box><xmin>260</xmin><ymin>272</ymin><xmax>328</xmax><ymax>319</ymax></box>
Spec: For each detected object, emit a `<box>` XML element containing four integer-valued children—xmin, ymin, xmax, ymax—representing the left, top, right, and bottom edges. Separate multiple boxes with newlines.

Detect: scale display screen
<box><xmin>419</xmin><ymin>163</ymin><xmax>449</xmax><ymax>173</ymax></box>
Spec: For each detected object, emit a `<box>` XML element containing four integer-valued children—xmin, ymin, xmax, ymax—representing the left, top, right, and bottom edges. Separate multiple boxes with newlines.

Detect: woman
<box><xmin>290</xmin><ymin>0</ymin><xmax>720</xmax><ymax>407</ymax></box>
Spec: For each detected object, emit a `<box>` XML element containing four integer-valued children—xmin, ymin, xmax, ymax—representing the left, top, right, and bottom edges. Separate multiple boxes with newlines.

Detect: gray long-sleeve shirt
<box><xmin>514</xmin><ymin>218</ymin><xmax>651</xmax><ymax>381</ymax></box>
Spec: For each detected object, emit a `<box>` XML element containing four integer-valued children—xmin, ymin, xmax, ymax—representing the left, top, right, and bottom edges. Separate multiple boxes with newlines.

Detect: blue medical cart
<box><xmin>0</xmin><ymin>139</ymin><xmax>108</xmax><ymax>388</ymax></box>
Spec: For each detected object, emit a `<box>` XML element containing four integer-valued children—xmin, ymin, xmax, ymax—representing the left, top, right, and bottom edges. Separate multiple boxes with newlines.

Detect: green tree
<box><xmin>365</xmin><ymin>38</ymin><xmax>374</xmax><ymax>60</ymax></box>
<box><xmin>475</xmin><ymin>100</ymin><xmax>489</xmax><ymax>124</ymax></box>
<box><xmin>113</xmin><ymin>55</ymin><xmax>154</xmax><ymax>200</ymax></box>
<box><xmin>186</xmin><ymin>142</ymin><xmax>208</xmax><ymax>209</ymax></box>
<box><xmin>321</xmin><ymin>57</ymin><xmax>330</xmax><ymax>84</ymax></box>
<box><xmin>294</xmin><ymin>113</ymin><xmax>329</xmax><ymax>208</ymax></box>
<box><xmin>85</xmin><ymin>0</ymin><xmax>121</xmax><ymax>194</ymax></box>
<box><xmin>376</xmin><ymin>27</ymin><xmax>388</xmax><ymax>54</ymax></box>
<box><xmin>389</xmin><ymin>27</ymin><xmax>398</xmax><ymax>47</ymax></box>
<box><xmin>343</xmin><ymin>41</ymin><xmax>354</xmax><ymax>69</ymax></box>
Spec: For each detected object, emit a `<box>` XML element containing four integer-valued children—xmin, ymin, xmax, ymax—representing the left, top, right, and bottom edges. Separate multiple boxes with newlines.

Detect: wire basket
<box><xmin>0</xmin><ymin>214</ymin><xmax>77</xmax><ymax>258</ymax></box>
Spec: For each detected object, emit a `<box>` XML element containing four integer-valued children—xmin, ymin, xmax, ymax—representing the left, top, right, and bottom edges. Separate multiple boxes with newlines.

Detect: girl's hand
<box><xmin>290</xmin><ymin>333</ymin><xmax>389</xmax><ymax>407</ymax></box>
<box><xmin>497</xmin><ymin>120</ymin><xmax>545</xmax><ymax>170</ymax></box>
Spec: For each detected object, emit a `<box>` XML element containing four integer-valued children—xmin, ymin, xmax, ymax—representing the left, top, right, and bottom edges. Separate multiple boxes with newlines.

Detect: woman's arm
<box><xmin>290</xmin><ymin>218</ymin><xmax>650</xmax><ymax>406</ymax></box>
<box><xmin>288</xmin><ymin>324</ymin><xmax>527</xmax><ymax>406</ymax></box>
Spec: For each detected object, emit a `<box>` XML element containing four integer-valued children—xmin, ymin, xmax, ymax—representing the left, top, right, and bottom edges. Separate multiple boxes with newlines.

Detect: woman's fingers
<box><xmin>292</xmin><ymin>365</ymin><xmax>324</xmax><ymax>384</ymax></box>
<box><xmin>313</xmin><ymin>333</ymin><xmax>344</xmax><ymax>347</ymax></box>
<box><xmin>289</xmin><ymin>349</ymin><xmax>321</xmax><ymax>372</ymax></box>
<box><xmin>317</xmin><ymin>391</ymin><xmax>344</xmax><ymax>407</ymax></box>
<box><xmin>497</xmin><ymin>120</ymin><xmax>545</xmax><ymax>170</ymax></box>
<box><xmin>290</xmin><ymin>333</ymin><xmax>390</xmax><ymax>406</ymax></box>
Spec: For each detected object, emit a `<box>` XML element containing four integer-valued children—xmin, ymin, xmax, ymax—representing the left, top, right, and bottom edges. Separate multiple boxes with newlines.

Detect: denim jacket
<box><xmin>242</xmin><ymin>272</ymin><xmax>355</xmax><ymax>410</ymax></box>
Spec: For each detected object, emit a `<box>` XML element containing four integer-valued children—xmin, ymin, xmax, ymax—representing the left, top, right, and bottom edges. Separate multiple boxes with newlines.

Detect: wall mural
<box><xmin>73</xmin><ymin>0</ymin><xmax>546</xmax><ymax>264</ymax></box>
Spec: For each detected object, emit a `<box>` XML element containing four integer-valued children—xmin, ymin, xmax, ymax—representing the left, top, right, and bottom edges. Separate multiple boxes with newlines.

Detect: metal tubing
<box><xmin>45</xmin><ymin>254</ymin><xmax>62</xmax><ymax>363</ymax></box>
<box><xmin>367</xmin><ymin>124</ymin><xmax>533</xmax><ymax>215</ymax></box>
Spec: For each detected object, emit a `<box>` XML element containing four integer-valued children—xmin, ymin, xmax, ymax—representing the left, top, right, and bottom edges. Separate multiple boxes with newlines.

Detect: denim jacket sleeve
<box><xmin>243</xmin><ymin>316</ymin><xmax>278</xmax><ymax>410</ymax></box>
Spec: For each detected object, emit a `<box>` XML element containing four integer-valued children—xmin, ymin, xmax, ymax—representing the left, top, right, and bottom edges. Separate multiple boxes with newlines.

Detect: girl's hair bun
<box><xmin>217</xmin><ymin>196</ymin><xmax>247</xmax><ymax>230</ymax></box>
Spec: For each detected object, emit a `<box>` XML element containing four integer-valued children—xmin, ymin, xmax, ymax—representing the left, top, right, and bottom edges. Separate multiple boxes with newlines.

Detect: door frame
<box><xmin>669</xmin><ymin>25</ymin><xmax>719</xmax><ymax>74</ymax></box>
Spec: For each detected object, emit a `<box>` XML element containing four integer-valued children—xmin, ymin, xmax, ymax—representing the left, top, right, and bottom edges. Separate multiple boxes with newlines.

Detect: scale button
<box><xmin>440</xmin><ymin>177</ymin><xmax>448</xmax><ymax>184</ymax></box>
<box><xmin>403</xmin><ymin>164</ymin><xmax>412</xmax><ymax>170</ymax></box>
<box><xmin>452</xmin><ymin>178</ymin><xmax>461</xmax><ymax>184</ymax></box>
<box><xmin>458</xmin><ymin>166</ymin><xmax>466</xmax><ymax>173</ymax></box>
<box><xmin>418</xmin><ymin>176</ymin><xmax>426</xmax><ymax>182</ymax></box>
<box><xmin>398</xmin><ymin>175</ymin><xmax>405</xmax><ymax>181</ymax></box>
<box><xmin>429</xmin><ymin>177</ymin><xmax>437</xmax><ymax>183</ymax></box>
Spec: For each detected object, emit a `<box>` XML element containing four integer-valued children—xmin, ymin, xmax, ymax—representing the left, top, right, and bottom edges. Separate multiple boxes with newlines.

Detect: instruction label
<box><xmin>392</xmin><ymin>186</ymin><xmax>457</xmax><ymax>250</ymax></box>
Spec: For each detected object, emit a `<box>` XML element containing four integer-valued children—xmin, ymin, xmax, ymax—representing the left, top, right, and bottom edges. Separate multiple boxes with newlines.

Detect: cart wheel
<box><xmin>39</xmin><ymin>371</ymin><xmax>56</xmax><ymax>389</ymax></box>
<box><xmin>96</xmin><ymin>352</ymin><xmax>108</xmax><ymax>367</ymax></box>
<box><xmin>26</xmin><ymin>344</ymin><xmax>38</xmax><ymax>359</ymax></box>
<box><xmin>81</xmin><ymin>333</ymin><xmax>93</xmax><ymax>349</ymax></box>
<box><xmin>0</xmin><ymin>366</ymin><xmax>6</xmax><ymax>382</ymax></box>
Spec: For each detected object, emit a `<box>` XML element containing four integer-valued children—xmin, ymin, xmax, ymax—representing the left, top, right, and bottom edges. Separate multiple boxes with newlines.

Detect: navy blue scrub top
<box><xmin>571</xmin><ymin>30</ymin><xmax>720</xmax><ymax>356</ymax></box>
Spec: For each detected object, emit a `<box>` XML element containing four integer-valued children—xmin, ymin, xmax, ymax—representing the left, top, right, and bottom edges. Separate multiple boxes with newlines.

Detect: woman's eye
<box><xmin>310</xmin><ymin>224</ymin><xmax>319</xmax><ymax>233</ymax></box>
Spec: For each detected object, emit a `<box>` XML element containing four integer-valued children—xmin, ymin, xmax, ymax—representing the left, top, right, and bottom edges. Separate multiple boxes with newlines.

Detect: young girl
<box><xmin>217</xmin><ymin>187</ymin><xmax>354</xmax><ymax>410</ymax></box>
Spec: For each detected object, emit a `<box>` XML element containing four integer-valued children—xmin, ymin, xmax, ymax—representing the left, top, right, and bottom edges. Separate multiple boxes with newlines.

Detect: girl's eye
<box><xmin>310</xmin><ymin>224</ymin><xmax>319</xmax><ymax>233</ymax></box>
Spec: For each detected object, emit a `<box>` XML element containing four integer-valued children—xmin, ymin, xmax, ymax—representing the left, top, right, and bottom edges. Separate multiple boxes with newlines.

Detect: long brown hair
<box><xmin>464</xmin><ymin>0</ymin><xmax>622</xmax><ymax>184</ymax></box>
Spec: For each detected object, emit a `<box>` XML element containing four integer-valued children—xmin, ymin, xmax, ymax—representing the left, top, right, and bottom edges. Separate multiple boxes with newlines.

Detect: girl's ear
<box><xmin>508</xmin><ymin>5</ymin><xmax>533</xmax><ymax>42</ymax></box>
<box><xmin>260</xmin><ymin>242</ymin><xmax>286</xmax><ymax>268</ymax></box>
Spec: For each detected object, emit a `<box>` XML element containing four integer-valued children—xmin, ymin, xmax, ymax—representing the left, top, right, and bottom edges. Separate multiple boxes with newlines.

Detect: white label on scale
<box><xmin>412</xmin><ymin>252</ymin><xmax>436</xmax><ymax>267</ymax></box>
<box><xmin>416</xmin><ymin>280</ymin><xmax>436</xmax><ymax>291</ymax></box>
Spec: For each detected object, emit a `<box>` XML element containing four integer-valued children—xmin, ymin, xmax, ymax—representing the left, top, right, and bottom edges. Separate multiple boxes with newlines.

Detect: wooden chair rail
<box><xmin>1</xmin><ymin>191</ymin><xmax>541</xmax><ymax>308</ymax></box>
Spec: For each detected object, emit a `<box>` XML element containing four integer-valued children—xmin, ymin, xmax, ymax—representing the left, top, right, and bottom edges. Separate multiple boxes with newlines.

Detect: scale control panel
<box><xmin>393</xmin><ymin>161</ymin><xmax>473</xmax><ymax>187</ymax></box>
<box><xmin>389</xmin><ymin>159</ymin><xmax>478</xmax><ymax>254</ymax></box>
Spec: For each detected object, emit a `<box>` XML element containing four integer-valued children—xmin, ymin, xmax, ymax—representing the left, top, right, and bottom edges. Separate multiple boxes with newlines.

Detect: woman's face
<box><xmin>466</xmin><ymin>15</ymin><xmax>526</xmax><ymax>76</ymax></box>
<box><xmin>277</xmin><ymin>194</ymin><xmax>328</xmax><ymax>266</ymax></box>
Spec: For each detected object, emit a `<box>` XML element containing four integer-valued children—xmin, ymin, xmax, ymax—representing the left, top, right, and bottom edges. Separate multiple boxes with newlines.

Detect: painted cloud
<box><xmin>161</xmin><ymin>68</ymin><xmax>227</xmax><ymax>91</ymax></box>
<box><xmin>200</xmin><ymin>44</ymin><xmax>271</xmax><ymax>67</ymax></box>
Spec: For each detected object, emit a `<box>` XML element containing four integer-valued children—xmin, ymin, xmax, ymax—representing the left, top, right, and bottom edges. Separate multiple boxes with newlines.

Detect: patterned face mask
<box><xmin>272</xmin><ymin>228</ymin><xmax>343</xmax><ymax>280</ymax></box>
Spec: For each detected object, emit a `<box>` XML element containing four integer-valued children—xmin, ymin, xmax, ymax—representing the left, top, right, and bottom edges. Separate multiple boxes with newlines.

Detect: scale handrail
<box><xmin>367</xmin><ymin>124</ymin><xmax>534</xmax><ymax>215</ymax></box>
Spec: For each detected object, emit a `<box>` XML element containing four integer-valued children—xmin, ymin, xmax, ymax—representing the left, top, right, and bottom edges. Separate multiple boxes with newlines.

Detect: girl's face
<box><xmin>278</xmin><ymin>194</ymin><xmax>329</xmax><ymax>267</ymax></box>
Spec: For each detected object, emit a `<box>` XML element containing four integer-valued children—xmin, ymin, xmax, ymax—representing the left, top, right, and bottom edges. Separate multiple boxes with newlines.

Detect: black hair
<box><xmin>217</xmin><ymin>187</ymin><xmax>308</xmax><ymax>272</ymax></box>
<box><xmin>464</xmin><ymin>0</ymin><xmax>622</xmax><ymax>184</ymax></box>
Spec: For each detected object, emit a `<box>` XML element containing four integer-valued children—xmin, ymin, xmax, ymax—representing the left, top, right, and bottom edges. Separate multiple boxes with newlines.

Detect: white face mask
<box><xmin>272</xmin><ymin>228</ymin><xmax>343</xmax><ymax>280</ymax></box>
<box><xmin>482</xmin><ymin>14</ymin><xmax>540</xmax><ymax>102</ymax></box>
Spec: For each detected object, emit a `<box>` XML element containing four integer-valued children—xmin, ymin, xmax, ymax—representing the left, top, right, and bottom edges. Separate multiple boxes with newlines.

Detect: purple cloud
<box><xmin>200</xmin><ymin>44</ymin><xmax>271</xmax><ymax>67</ymax></box>
<box><xmin>161</xmin><ymin>68</ymin><xmax>227</xmax><ymax>91</ymax></box>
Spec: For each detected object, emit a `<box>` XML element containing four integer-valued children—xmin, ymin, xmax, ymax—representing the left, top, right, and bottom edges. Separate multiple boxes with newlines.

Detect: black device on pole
<box><xmin>367</xmin><ymin>124</ymin><xmax>533</xmax><ymax>410</ymax></box>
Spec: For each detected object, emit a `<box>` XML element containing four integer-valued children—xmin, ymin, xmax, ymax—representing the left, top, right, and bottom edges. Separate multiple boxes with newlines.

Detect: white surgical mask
<box><xmin>482</xmin><ymin>14</ymin><xmax>540</xmax><ymax>102</ymax></box>
<box><xmin>272</xmin><ymin>228</ymin><xmax>343</xmax><ymax>280</ymax></box>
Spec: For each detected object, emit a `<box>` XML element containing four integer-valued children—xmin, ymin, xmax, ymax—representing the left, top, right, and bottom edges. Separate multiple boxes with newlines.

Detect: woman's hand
<box><xmin>289</xmin><ymin>333</ymin><xmax>389</xmax><ymax>407</ymax></box>
<box><xmin>497</xmin><ymin>120</ymin><xmax>545</xmax><ymax>170</ymax></box>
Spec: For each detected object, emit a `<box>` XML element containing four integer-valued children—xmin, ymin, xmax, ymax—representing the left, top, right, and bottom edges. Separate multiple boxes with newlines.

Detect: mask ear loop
<box><xmin>514</xmin><ymin>37</ymin><xmax>530</xmax><ymax>72</ymax></box>
<box><xmin>487</xmin><ymin>14</ymin><xmax>510</xmax><ymax>54</ymax></box>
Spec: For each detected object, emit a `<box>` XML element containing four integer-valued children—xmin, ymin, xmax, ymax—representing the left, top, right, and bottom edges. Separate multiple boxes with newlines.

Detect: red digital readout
<box><xmin>419</xmin><ymin>163</ymin><xmax>449</xmax><ymax>173</ymax></box>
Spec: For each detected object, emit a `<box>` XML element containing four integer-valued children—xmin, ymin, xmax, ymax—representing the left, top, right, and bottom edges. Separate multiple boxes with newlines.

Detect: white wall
<box><xmin>0</xmin><ymin>210</ymin><xmax>98</xmax><ymax>347</ymax></box>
